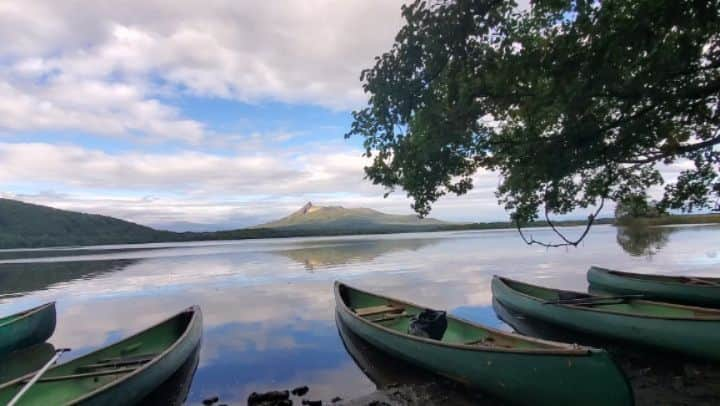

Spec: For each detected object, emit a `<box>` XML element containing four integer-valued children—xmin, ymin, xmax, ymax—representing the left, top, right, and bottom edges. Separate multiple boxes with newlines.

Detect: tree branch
<box><xmin>516</xmin><ymin>198</ymin><xmax>605</xmax><ymax>248</ymax></box>
<box><xmin>620</xmin><ymin>133</ymin><xmax>720</xmax><ymax>165</ymax></box>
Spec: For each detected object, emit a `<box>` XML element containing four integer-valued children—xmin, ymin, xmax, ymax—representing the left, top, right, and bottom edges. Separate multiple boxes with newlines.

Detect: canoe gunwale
<box><xmin>0</xmin><ymin>305</ymin><xmax>201</xmax><ymax>405</ymax></box>
<box><xmin>590</xmin><ymin>266</ymin><xmax>720</xmax><ymax>288</ymax></box>
<box><xmin>334</xmin><ymin>281</ymin><xmax>594</xmax><ymax>356</ymax></box>
<box><xmin>495</xmin><ymin>276</ymin><xmax>720</xmax><ymax>321</ymax></box>
<box><xmin>0</xmin><ymin>302</ymin><xmax>55</xmax><ymax>328</ymax></box>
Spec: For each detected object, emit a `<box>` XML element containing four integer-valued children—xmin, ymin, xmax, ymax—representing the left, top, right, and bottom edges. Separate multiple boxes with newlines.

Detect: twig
<box><xmin>516</xmin><ymin>198</ymin><xmax>605</xmax><ymax>248</ymax></box>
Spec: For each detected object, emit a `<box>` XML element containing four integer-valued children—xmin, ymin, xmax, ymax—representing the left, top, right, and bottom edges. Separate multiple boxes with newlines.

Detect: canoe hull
<box><xmin>0</xmin><ymin>302</ymin><xmax>56</xmax><ymax>356</ymax></box>
<box><xmin>0</xmin><ymin>306</ymin><xmax>202</xmax><ymax>406</ymax></box>
<box><xmin>588</xmin><ymin>267</ymin><xmax>720</xmax><ymax>308</ymax></box>
<box><xmin>493</xmin><ymin>277</ymin><xmax>720</xmax><ymax>361</ymax></box>
<box><xmin>76</xmin><ymin>307</ymin><xmax>203</xmax><ymax>405</ymax></box>
<box><xmin>336</xmin><ymin>283</ymin><xmax>633</xmax><ymax>406</ymax></box>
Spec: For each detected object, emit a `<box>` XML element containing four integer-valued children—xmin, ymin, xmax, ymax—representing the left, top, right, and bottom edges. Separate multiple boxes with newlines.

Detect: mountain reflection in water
<box><xmin>276</xmin><ymin>237</ymin><xmax>441</xmax><ymax>271</ymax></box>
<box><xmin>0</xmin><ymin>259</ymin><xmax>137</xmax><ymax>298</ymax></box>
<box><xmin>0</xmin><ymin>225</ymin><xmax>717</xmax><ymax>404</ymax></box>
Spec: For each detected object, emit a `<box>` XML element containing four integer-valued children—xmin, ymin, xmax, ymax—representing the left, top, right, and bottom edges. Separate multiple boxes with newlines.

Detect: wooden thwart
<box><xmin>98</xmin><ymin>353</ymin><xmax>156</xmax><ymax>364</ymax></box>
<box><xmin>371</xmin><ymin>313</ymin><xmax>412</xmax><ymax>323</ymax></box>
<box><xmin>686</xmin><ymin>277</ymin><xmax>720</xmax><ymax>286</ymax></box>
<box><xmin>355</xmin><ymin>304</ymin><xmax>404</xmax><ymax>317</ymax></box>
<box><xmin>543</xmin><ymin>294</ymin><xmax>645</xmax><ymax>306</ymax></box>
<box><xmin>29</xmin><ymin>367</ymin><xmax>138</xmax><ymax>383</ymax></box>
<box><xmin>76</xmin><ymin>354</ymin><xmax>155</xmax><ymax>372</ymax></box>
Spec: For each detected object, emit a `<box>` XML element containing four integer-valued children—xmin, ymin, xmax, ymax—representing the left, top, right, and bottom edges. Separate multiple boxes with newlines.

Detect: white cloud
<box><xmin>0</xmin><ymin>142</ymin><xmax>366</xmax><ymax>193</ymax></box>
<box><xmin>0</xmin><ymin>0</ymin><xmax>613</xmax><ymax>229</ymax></box>
<box><xmin>0</xmin><ymin>141</ymin><xmax>510</xmax><ymax>228</ymax></box>
<box><xmin>1</xmin><ymin>1</ymin><xmax>408</xmax><ymax>118</ymax></box>
<box><xmin>0</xmin><ymin>78</ymin><xmax>206</xmax><ymax>143</ymax></box>
<box><xmin>0</xmin><ymin>1</ymin><xmax>410</xmax><ymax>143</ymax></box>
<box><xmin>0</xmin><ymin>139</ymin><xmax>688</xmax><ymax>229</ymax></box>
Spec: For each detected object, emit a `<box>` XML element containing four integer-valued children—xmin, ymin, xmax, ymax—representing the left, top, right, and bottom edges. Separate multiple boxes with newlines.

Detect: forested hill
<box><xmin>0</xmin><ymin>199</ymin><xmax>451</xmax><ymax>248</ymax></box>
<box><xmin>4</xmin><ymin>197</ymin><xmax>703</xmax><ymax>250</ymax></box>
<box><xmin>0</xmin><ymin>198</ymin><xmax>175</xmax><ymax>248</ymax></box>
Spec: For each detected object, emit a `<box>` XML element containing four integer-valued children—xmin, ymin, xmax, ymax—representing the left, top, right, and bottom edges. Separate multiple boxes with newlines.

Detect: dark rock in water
<box><xmin>331</xmin><ymin>397</ymin><xmax>342</xmax><ymax>403</ymax></box>
<box><xmin>291</xmin><ymin>386</ymin><xmax>309</xmax><ymax>396</ymax></box>
<box><xmin>202</xmin><ymin>396</ymin><xmax>219</xmax><ymax>405</ymax></box>
<box><xmin>248</xmin><ymin>390</ymin><xmax>291</xmax><ymax>406</ymax></box>
<box><xmin>301</xmin><ymin>400</ymin><xmax>321</xmax><ymax>406</ymax></box>
<box><xmin>671</xmin><ymin>376</ymin><xmax>684</xmax><ymax>391</ymax></box>
<box><xmin>249</xmin><ymin>400</ymin><xmax>292</xmax><ymax>406</ymax></box>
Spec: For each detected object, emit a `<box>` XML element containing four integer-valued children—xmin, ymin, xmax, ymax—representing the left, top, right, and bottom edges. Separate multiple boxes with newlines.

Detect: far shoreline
<box><xmin>1</xmin><ymin>213</ymin><xmax>718</xmax><ymax>251</ymax></box>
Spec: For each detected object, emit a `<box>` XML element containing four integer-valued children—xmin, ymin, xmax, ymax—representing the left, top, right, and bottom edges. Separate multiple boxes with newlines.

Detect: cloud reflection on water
<box><xmin>0</xmin><ymin>225</ymin><xmax>718</xmax><ymax>403</ymax></box>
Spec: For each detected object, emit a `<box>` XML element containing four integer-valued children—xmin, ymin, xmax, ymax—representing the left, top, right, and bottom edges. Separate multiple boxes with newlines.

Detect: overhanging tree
<box><xmin>347</xmin><ymin>0</ymin><xmax>720</xmax><ymax>246</ymax></box>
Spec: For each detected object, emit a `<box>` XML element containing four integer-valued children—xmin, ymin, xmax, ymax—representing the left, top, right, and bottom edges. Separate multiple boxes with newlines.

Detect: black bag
<box><xmin>408</xmin><ymin>309</ymin><xmax>448</xmax><ymax>340</ymax></box>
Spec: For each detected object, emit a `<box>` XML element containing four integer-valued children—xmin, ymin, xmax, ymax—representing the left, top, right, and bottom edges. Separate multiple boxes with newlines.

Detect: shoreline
<box><xmin>1</xmin><ymin>214</ymin><xmax>719</xmax><ymax>251</ymax></box>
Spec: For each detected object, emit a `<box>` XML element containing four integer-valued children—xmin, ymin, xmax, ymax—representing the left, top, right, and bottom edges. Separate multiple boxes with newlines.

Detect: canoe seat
<box><xmin>34</xmin><ymin>367</ymin><xmax>138</xmax><ymax>383</ymax></box>
<box><xmin>354</xmin><ymin>304</ymin><xmax>404</xmax><ymax>317</ymax></box>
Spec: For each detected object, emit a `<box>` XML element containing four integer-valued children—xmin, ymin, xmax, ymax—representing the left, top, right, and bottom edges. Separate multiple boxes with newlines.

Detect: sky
<box><xmin>0</xmin><ymin>0</ymin><xmax>686</xmax><ymax>231</ymax></box>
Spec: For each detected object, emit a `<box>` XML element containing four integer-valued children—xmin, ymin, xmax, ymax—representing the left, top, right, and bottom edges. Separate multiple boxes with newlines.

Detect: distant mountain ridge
<box><xmin>256</xmin><ymin>202</ymin><xmax>446</xmax><ymax>231</ymax></box>
<box><xmin>0</xmin><ymin>197</ymin><xmax>638</xmax><ymax>249</ymax></box>
<box><xmin>0</xmin><ymin>198</ymin><xmax>175</xmax><ymax>248</ymax></box>
<box><xmin>0</xmin><ymin>198</ymin><xmax>448</xmax><ymax>248</ymax></box>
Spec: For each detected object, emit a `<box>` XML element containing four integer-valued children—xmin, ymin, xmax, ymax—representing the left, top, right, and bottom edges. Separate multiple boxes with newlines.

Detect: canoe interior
<box><xmin>605</xmin><ymin>269</ymin><xmax>720</xmax><ymax>285</ymax></box>
<box><xmin>0</xmin><ymin>311</ymin><xmax>193</xmax><ymax>405</ymax></box>
<box><xmin>502</xmin><ymin>277</ymin><xmax>720</xmax><ymax>319</ymax></box>
<box><xmin>339</xmin><ymin>284</ymin><xmax>556</xmax><ymax>350</ymax></box>
<box><xmin>0</xmin><ymin>303</ymin><xmax>50</xmax><ymax>328</ymax></box>
<box><xmin>0</xmin><ymin>302</ymin><xmax>55</xmax><ymax>327</ymax></box>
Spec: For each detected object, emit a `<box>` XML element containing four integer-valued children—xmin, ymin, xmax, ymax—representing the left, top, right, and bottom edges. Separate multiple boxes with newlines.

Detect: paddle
<box><xmin>8</xmin><ymin>348</ymin><xmax>71</xmax><ymax>406</ymax></box>
<box><xmin>542</xmin><ymin>294</ymin><xmax>645</xmax><ymax>306</ymax></box>
<box><xmin>686</xmin><ymin>277</ymin><xmax>720</xmax><ymax>287</ymax></box>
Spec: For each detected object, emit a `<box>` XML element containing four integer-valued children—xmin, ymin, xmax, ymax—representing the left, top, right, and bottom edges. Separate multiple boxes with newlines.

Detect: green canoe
<box><xmin>492</xmin><ymin>276</ymin><xmax>720</xmax><ymax>360</ymax></box>
<box><xmin>0</xmin><ymin>302</ymin><xmax>56</xmax><ymax>356</ymax></box>
<box><xmin>0</xmin><ymin>305</ymin><xmax>202</xmax><ymax>405</ymax></box>
<box><xmin>335</xmin><ymin>281</ymin><xmax>633</xmax><ymax>406</ymax></box>
<box><xmin>588</xmin><ymin>266</ymin><xmax>720</xmax><ymax>307</ymax></box>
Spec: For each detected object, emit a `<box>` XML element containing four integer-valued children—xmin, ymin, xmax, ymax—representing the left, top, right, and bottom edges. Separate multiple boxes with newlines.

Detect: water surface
<box><xmin>0</xmin><ymin>224</ymin><xmax>718</xmax><ymax>404</ymax></box>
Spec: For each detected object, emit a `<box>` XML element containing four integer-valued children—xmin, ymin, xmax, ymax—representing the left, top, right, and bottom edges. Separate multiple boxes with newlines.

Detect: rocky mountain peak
<box><xmin>299</xmin><ymin>202</ymin><xmax>313</xmax><ymax>214</ymax></box>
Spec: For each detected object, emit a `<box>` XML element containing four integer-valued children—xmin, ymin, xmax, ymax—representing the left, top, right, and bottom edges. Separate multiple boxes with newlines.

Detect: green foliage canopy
<box><xmin>347</xmin><ymin>0</ymin><xmax>720</xmax><ymax>244</ymax></box>
<box><xmin>614</xmin><ymin>193</ymin><xmax>663</xmax><ymax>220</ymax></box>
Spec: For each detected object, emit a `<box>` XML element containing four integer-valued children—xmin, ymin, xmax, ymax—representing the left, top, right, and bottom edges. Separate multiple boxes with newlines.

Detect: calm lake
<box><xmin>1</xmin><ymin>224</ymin><xmax>719</xmax><ymax>404</ymax></box>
